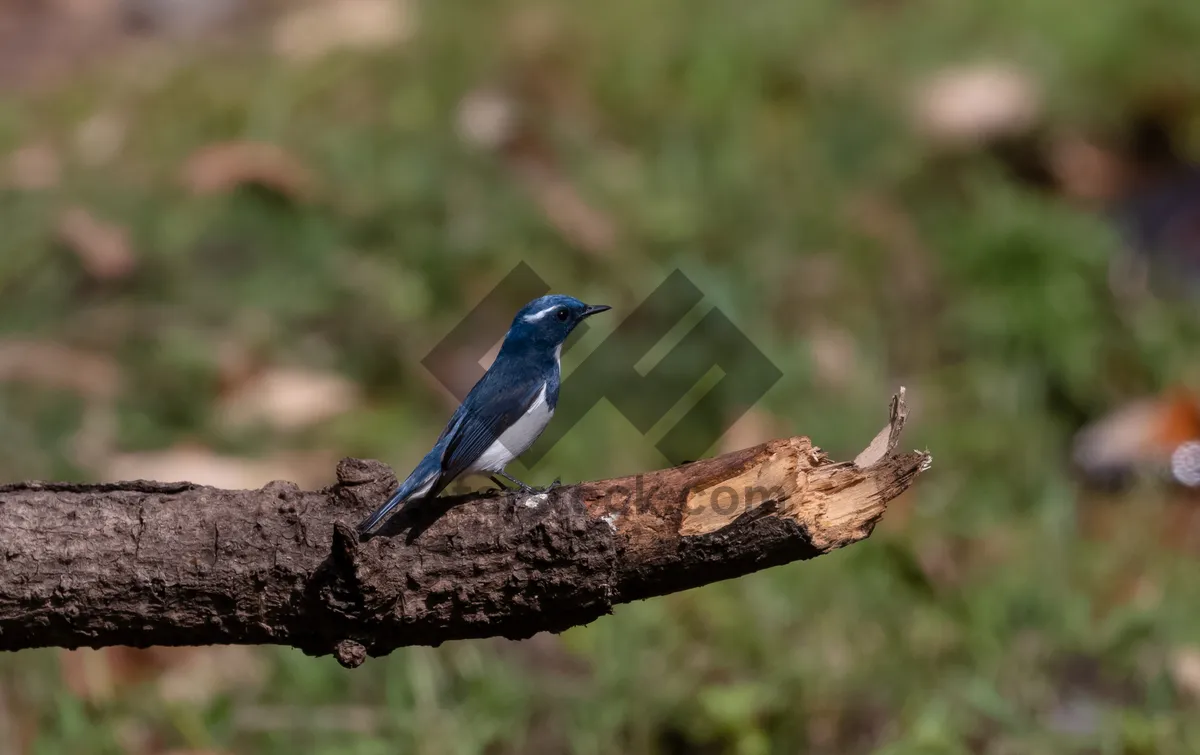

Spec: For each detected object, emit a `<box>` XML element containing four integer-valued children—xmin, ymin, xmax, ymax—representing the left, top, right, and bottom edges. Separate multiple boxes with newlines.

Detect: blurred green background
<box><xmin>3</xmin><ymin>0</ymin><xmax>1200</xmax><ymax>752</ymax></box>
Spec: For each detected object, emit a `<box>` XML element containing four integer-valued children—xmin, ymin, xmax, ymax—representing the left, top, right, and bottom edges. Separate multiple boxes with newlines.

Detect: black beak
<box><xmin>581</xmin><ymin>304</ymin><xmax>611</xmax><ymax>318</ymax></box>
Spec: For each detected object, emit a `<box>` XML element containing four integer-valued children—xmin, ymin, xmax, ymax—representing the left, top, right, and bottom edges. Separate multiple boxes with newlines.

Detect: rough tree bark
<box><xmin>0</xmin><ymin>390</ymin><xmax>930</xmax><ymax>667</ymax></box>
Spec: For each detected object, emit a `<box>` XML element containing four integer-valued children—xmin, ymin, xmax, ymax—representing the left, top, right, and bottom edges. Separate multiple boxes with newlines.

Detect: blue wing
<box><xmin>438</xmin><ymin>370</ymin><xmax>548</xmax><ymax>482</ymax></box>
<box><xmin>357</xmin><ymin>362</ymin><xmax>549</xmax><ymax>536</ymax></box>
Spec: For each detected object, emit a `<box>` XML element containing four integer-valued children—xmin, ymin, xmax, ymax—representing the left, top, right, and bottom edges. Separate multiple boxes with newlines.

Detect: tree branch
<box><xmin>0</xmin><ymin>390</ymin><xmax>930</xmax><ymax>667</ymax></box>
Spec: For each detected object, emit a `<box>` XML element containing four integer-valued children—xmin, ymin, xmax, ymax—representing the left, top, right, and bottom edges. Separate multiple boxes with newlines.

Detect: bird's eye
<box><xmin>556</xmin><ymin>308</ymin><xmax>569</xmax><ymax>321</ymax></box>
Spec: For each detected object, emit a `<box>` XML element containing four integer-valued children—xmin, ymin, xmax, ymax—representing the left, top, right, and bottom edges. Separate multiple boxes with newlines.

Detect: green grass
<box><xmin>2</xmin><ymin>0</ymin><xmax>1200</xmax><ymax>752</ymax></box>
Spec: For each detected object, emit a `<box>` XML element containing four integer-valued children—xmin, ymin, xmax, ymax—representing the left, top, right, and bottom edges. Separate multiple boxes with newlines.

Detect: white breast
<box><xmin>469</xmin><ymin>383</ymin><xmax>554</xmax><ymax>474</ymax></box>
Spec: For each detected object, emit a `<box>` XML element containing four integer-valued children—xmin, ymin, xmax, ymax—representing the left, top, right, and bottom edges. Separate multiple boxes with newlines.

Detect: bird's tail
<box><xmin>357</xmin><ymin>456</ymin><xmax>441</xmax><ymax>536</ymax></box>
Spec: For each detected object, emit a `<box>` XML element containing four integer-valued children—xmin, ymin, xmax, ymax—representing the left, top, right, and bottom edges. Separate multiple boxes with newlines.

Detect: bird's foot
<box><xmin>522</xmin><ymin>478</ymin><xmax>561</xmax><ymax>494</ymax></box>
<box><xmin>495</xmin><ymin>471</ymin><xmax>540</xmax><ymax>494</ymax></box>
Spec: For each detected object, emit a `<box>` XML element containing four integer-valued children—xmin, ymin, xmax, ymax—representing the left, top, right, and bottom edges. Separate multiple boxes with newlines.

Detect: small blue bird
<box><xmin>357</xmin><ymin>294</ymin><xmax>611</xmax><ymax>535</ymax></box>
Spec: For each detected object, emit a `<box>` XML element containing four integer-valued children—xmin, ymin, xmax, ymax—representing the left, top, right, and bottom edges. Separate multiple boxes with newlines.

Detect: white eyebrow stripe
<box><xmin>523</xmin><ymin>305</ymin><xmax>559</xmax><ymax>323</ymax></box>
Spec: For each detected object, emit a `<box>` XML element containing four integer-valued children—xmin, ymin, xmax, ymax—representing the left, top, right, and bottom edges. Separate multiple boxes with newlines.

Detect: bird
<box><xmin>357</xmin><ymin>294</ymin><xmax>611</xmax><ymax>536</ymax></box>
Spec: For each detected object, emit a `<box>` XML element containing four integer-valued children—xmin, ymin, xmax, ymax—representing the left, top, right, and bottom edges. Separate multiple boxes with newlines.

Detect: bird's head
<box><xmin>505</xmin><ymin>294</ymin><xmax>611</xmax><ymax>352</ymax></box>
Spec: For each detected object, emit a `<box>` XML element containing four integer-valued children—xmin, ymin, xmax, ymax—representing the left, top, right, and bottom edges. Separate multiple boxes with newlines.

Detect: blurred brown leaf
<box><xmin>512</xmin><ymin>156</ymin><xmax>617</xmax><ymax>256</ymax></box>
<box><xmin>504</xmin><ymin>6</ymin><xmax>597</xmax><ymax>129</ymax></box>
<box><xmin>61</xmin><ymin>646</ymin><xmax>266</xmax><ymax>707</ymax></box>
<box><xmin>54</xmin><ymin>0</ymin><xmax>121</xmax><ymax>24</ymax></box>
<box><xmin>1072</xmin><ymin>390</ymin><xmax>1200</xmax><ymax>485</ymax></box>
<box><xmin>806</xmin><ymin>322</ymin><xmax>859</xmax><ymax>392</ymax></box>
<box><xmin>104</xmin><ymin>445</ymin><xmax>339</xmax><ymax>489</ymax></box>
<box><xmin>0</xmin><ymin>684</ymin><xmax>25</xmax><ymax>755</ymax></box>
<box><xmin>505</xmin><ymin>4</ymin><xmax>567</xmax><ymax>61</ymax></box>
<box><xmin>455</xmin><ymin>87</ymin><xmax>617</xmax><ymax>256</ymax></box>
<box><xmin>181</xmin><ymin>141</ymin><xmax>317</xmax><ymax>202</ymax></box>
<box><xmin>74</xmin><ymin>109</ymin><xmax>127</xmax><ymax>167</ymax></box>
<box><xmin>59</xmin><ymin>646</ymin><xmax>164</xmax><ymax>703</ymax></box>
<box><xmin>155</xmin><ymin>646</ymin><xmax>268</xmax><ymax>705</ymax></box>
<box><xmin>0</xmin><ymin>339</ymin><xmax>121</xmax><ymax>399</ymax></box>
<box><xmin>5</xmin><ymin>143</ymin><xmax>60</xmax><ymax>190</ymax></box>
<box><xmin>1073</xmin><ymin>400</ymin><xmax>1168</xmax><ymax>475</ymax></box>
<box><xmin>56</xmin><ymin>205</ymin><xmax>138</xmax><ymax>281</ymax></box>
<box><xmin>1170</xmin><ymin>646</ymin><xmax>1200</xmax><ymax>702</ymax></box>
<box><xmin>455</xmin><ymin>88</ymin><xmax>520</xmax><ymax>151</ymax></box>
<box><xmin>214</xmin><ymin>337</ymin><xmax>263</xmax><ymax>396</ymax></box>
<box><xmin>69</xmin><ymin>402</ymin><xmax>120</xmax><ymax>473</ymax></box>
<box><xmin>122</xmin><ymin>0</ymin><xmax>245</xmax><ymax>38</ymax></box>
<box><xmin>216</xmin><ymin>367</ymin><xmax>361</xmax><ymax>431</ymax></box>
<box><xmin>912</xmin><ymin>63</ymin><xmax>1040</xmax><ymax>147</ymax></box>
<box><xmin>272</xmin><ymin>0</ymin><xmax>416</xmax><ymax>63</ymax></box>
<box><xmin>1048</xmin><ymin>134</ymin><xmax>1128</xmax><ymax>203</ymax></box>
<box><xmin>0</xmin><ymin>1</ymin><xmax>122</xmax><ymax>91</ymax></box>
<box><xmin>718</xmin><ymin>408</ymin><xmax>782</xmax><ymax>455</ymax></box>
<box><xmin>1096</xmin><ymin>570</ymin><xmax>1163</xmax><ymax>619</ymax></box>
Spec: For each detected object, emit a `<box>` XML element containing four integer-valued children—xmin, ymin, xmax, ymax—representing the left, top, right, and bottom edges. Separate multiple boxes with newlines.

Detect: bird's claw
<box><xmin>496</xmin><ymin>474</ymin><xmax>561</xmax><ymax>495</ymax></box>
<box><xmin>528</xmin><ymin>478</ymin><xmax>562</xmax><ymax>494</ymax></box>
